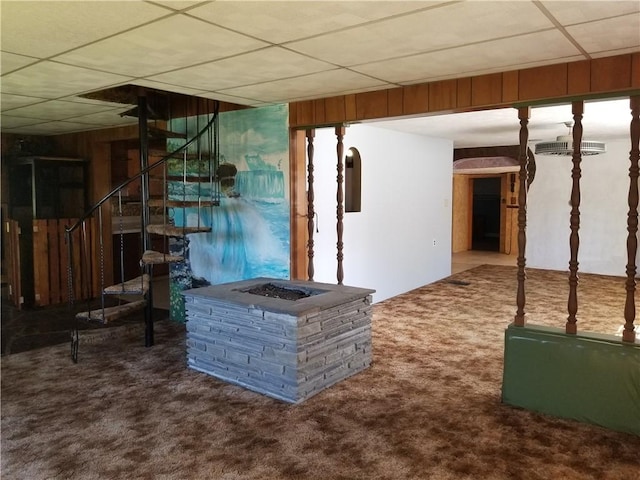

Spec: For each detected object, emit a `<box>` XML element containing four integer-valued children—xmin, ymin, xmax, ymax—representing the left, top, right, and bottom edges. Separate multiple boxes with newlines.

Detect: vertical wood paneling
<box><xmin>632</xmin><ymin>53</ymin><xmax>640</xmax><ymax>88</ymax></box>
<box><xmin>6</xmin><ymin>220</ymin><xmax>22</xmax><ymax>308</ymax></box>
<box><xmin>288</xmin><ymin>102</ymin><xmax>298</xmax><ymax>127</ymax></box>
<box><xmin>456</xmin><ymin>77</ymin><xmax>472</xmax><ymax>108</ymax></box>
<box><xmin>429</xmin><ymin>80</ymin><xmax>457</xmax><ymax>112</ymax></box>
<box><xmin>296</xmin><ymin>101</ymin><xmax>316</xmax><ymax>126</ymax></box>
<box><xmin>32</xmin><ymin>219</ymin><xmax>50</xmax><ymax>306</ymax></box>
<box><xmin>568</xmin><ymin>60</ymin><xmax>591</xmax><ymax>95</ymax></box>
<box><xmin>502</xmin><ymin>71</ymin><xmax>519</xmax><ymax>103</ymax></box>
<box><xmin>289</xmin><ymin>129</ymin><xmax>308</xmax><ymax>280</ymax></box>
<box><xmin>403</xmin><ymin>84</ymin><xmax>429</xmax><ymax>115</ymax></box>
<box><xmin>345</xmin><ymin>94</ymin><xmax>357</xmax><ymax>121</ymax></box>
<box><xmin>591</xmin><ymin>55</ymin><xmax>632</xmax><ymax>92</ymax></box>
<box><xmin>471</xmin><ymin>73</ymin><xmax>503</xmax><ymax>106</ymax></box>
<box><xmin>48</xmin><ymin>219</ymin><xmax>61</xmax><ymax>305</ymax></box>
<box><xmin>325</xmin><ymin>96</ymin><xmax>346</xmax><ymax>124</ymax></box>
<box><xmin>387</xmin><ymin>87</ymin><xmax>404</xmax><ymax>117</ymax></box>
<box><xmin>314</xmin><ymin>99</ymin><xmax>326</xmax><ymax>125</ymax></box>
<box><xmin>519</xmin><ymin>64</ymin><xmax>568</xmax><ymax>101</ymax></box>
<box><xmin>356</xmin><ymin>90</ymin><xmax>388</xmax><ymax>120</ymax></box>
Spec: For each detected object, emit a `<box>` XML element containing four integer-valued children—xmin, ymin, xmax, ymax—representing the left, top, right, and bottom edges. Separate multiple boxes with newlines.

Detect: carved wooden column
<box><xmin>623</xmin><ymin>96</ymin><xmax>640</xmax><ymax>343</ymax></box>
<box><xmin>566</xmin><ymin>101</ymin><xmax>583</xmax><ymax>335</ymax></box>
<box><xmin>306</xmin><ymin>129</ymin><xmax>315</xmax><ymax>281</ymax></box>
<box><xmin>514</xmin><ymin>107</ymin><xmax>530</xmax><ymax>326</ymax></box>
<box><xmin>336</xmin><ymin>125</ymin><xmax>346</xmax><ymax>285</ymax></box>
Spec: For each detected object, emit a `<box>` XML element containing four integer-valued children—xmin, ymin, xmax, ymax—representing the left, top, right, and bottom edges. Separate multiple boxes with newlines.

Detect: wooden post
<box><xmin>306</xmin><ymin>129</ymin><xmax>315</xmax><ymax>281</ymax></box>
<box><xmin>623</xmin><ymin>96</ymin><xmax>640</xmax><ymax>343</ymax></box>
<box><xmin>514</xmin><ymin>107</ymin><xmax>530</xmax><ymax>327</ymax></box>
<box><xmin>336</xmin><ymin>125</ymin><xmax>346</xmax><ymax>285</ymax></box>
<box><xmin>566</xmin><ymin>101</ymin><xmax>583</xmax><ymax>335</ymax></box>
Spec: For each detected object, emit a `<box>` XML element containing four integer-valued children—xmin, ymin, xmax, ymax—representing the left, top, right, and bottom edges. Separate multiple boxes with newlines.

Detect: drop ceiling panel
<box><xmin>353</xmin><ymin>30</ymin><xmax>583</xmax><ymax>85</ymax></box>
<box><xmin>1</xmin><ymin>62</ymin><xmax>132</xmax><ymax>99</ymax></box>
<box><xmin>132</xmin><ymin>79</ymin><xmax>209</xmax><ymax>97</ymax></box>
<box><xmin>541</xmin><ymin>1</ymin><xmax>640</xmax><ymax>25</ymax></box>
<box><xmin>197</xmin><ymin>91</ymin><xmax>262</xmax><ymax>106</ymax></box>
<box><xmin>1</xmin><ymin>94</ymin><xmax>49</xmax><ymax>112</ymax></box>
<box><xmin>1</xmin><ymin>52</ymin><xmax>39</xmax><ymax>75</ymax></box>
<box><xmin>149</xmin><ymin>47</ymin><xmax>335</xmax><ymax>92</ymax></box>
<box><xmin>1</xmin><ymin>116</ymin><xmax>49</xmax><ymax>129</ymax></box>
<box><xmin>152</xmin><ymin>1</ymin><xmax>206</xmax><ymax>11</ymax></box>
<box><xmin>4</xmin><ymin>100</ymin><xmax>122</xmax><ymax>121</ymax></box>
<box><xmin>187</xmin><ymin>1</ymin><xmax>440</xmax><ymax>44</ymax></box>
<box><xmin>67</xmin><ymin>109</ymin><xmax>139</xmax><ymax>127</ymax></box>
<box><xmin>0</xmin><ymin>1</ymin><xmax>170</xmax><ymax>58</ymax></box>
<box><xmin>286</xmin><ymin>1</ymin><xmax>553</xmax><ymax>67</ymax></box>
<box><xmin>54</xmin><ymin>15</ymin><xmax>268</xmax><ymax>78</ymax></box>
<box><xmin>219</xmin><ymin>69</ymin><xmax>389</xmax><ymax>104</ymax></box>
<box><xmin>7</xmin><ymin>120</ymin><xmax>111</xmax><ymax>135</ymax></box>
<box><xmin>567</xmin><ymin>15</ymin><xmax>640</xmax><ymax>54</ymax></box>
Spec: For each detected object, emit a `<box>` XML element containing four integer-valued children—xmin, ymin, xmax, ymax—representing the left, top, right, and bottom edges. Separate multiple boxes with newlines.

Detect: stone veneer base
<box><xmin>183</xmin><ymin>278</ymin><xmax>375</xmax><ymax>403</ymax></box>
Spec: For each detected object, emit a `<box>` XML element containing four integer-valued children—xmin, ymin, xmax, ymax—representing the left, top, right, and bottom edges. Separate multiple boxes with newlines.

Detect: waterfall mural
<box><xmin>166</xmin><ymin>104</ymin><xmax>290</xmax><ymax>321</ymax></box>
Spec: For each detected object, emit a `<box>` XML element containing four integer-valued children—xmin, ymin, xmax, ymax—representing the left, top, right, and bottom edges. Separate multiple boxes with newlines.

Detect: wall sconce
<box><xmin>345</xmin><ymin>147</ymin><xmax>361</xmax><ymax>213</ymax></box>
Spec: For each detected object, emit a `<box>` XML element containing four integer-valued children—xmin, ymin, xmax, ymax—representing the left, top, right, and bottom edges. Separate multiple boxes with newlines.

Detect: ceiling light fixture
<box><xmin>535</xmin><ymin>122</ymin><xmax>606</xmax><ymax>156</ymax></box>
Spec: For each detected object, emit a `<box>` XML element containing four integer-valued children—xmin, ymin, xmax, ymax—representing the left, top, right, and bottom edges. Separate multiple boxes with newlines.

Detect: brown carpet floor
<box><xmin>2</xmin><ymin>265</ymin><xmax>639</xmax><ymax>480</ymax></box>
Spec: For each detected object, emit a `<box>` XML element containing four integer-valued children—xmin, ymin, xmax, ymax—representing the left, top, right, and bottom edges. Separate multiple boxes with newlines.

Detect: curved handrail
<box><xmin>66</xmin><ymin>104</ymin><xmax>219</xmax><ymax>234</ymax></box>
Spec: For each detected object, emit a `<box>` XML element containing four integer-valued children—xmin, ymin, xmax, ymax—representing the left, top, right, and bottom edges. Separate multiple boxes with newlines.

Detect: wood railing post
<box><xmin>336</xmin><ymin>125</ymin><xmax>346</xmax><ymax>285</ymax></box>
<box><xmin>514</xmin><ymin>107</ymin><xmax>530</xmax><ymax>326</ymax></box>
<box><xmin>306</xmin><ymin>129</ymin><xmax>316</xmax><ymax>281</ymax></box>
<box><xmin>566</xmin><ymin>101</ymin><xmax>583</xmax><ymax>335</ymax></box>
<box><xmin>623</xmin><ymin>96</ymin><xmax>640</xmax><ymax>343</ymax></box>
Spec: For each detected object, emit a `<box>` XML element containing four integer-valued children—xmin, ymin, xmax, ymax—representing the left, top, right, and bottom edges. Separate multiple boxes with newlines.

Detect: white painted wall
<box><xmin>311</xmin><ymin>124</ymin><xmax>453</xmax><ymax>303</ymax></box>
<box><xmin>527</xmin><ymin>138</ymin><xmax>631</xmax><ymax>276</ymax></box>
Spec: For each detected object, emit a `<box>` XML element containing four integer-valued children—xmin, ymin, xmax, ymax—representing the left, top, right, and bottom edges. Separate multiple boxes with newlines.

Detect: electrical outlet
<box><xmin>433</xmin><ymin>239</ymin><xmax>437</xmax><ymax>246</ymax></box>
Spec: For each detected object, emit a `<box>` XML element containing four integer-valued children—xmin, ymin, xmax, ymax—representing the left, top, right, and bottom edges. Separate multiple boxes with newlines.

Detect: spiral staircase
<box><xmin>66</xmin><ymin>95</ymin><xmax>220</xmax><ymax>363</ymax></box>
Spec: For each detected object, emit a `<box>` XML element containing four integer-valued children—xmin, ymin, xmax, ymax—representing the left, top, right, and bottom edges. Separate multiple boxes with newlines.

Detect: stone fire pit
<box><xmin>183</xmin><ymin>277</ymin><xmax>375</xmax><ymax>403</ymax></box>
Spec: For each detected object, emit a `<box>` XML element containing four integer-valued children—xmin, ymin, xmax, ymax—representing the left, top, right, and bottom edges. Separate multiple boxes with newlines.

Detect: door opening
<box><xmin>472</xmin><ymin>177</ymin><xmax>501</xmax><ymax>252</ymax></box>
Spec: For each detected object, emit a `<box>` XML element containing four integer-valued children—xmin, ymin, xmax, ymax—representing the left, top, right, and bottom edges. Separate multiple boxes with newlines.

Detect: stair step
<box><xmin>148</xmin><ymin>198</ymin><xmax>219</xmax><ymax>208</ymax></box>
<box><xmin>76</xmin><ymin>300</ymin><xmax>146</xmax><ymax>324</ymax></box>
<box><xmin>103</xmin><ymin>274</ymin><xmax>150</xmax><ymax>295</ymax></box>
<box><xmin>141</xmin><ymin>250</ymin><xmax>184</xmax><ymax>265</ymax></box>
<box><xmin>147</xmin><ymin>224</ymin><xmax>211</xmax><ymax>237</ymax></box>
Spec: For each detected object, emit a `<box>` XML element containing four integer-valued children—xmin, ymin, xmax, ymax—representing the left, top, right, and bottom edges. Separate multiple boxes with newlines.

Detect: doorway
<box><xmin>471</xmin><ymin>177</ymin><xmax>501</xmax><ymax>251</ymax></box>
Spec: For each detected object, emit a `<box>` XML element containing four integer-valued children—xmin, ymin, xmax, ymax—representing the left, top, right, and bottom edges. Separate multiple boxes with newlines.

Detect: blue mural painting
<box><xmin>166</xmin><ymin>104</ymin><xmax>290</xmax><ymax>321</ymax></box>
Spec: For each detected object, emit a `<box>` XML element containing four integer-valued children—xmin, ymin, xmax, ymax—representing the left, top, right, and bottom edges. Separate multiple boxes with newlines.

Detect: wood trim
<box><xmin>289</xmin><ymin>129</ymin><xmax>307</xmax><ymax>280</ymax></box>
<box><xmin>289</xmin><ymin>54</ymin><xmax>640</xmax><ymax>129</ymax></box>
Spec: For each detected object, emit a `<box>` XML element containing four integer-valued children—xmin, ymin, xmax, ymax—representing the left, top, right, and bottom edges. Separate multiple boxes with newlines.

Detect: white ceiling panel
<box><xmin>187</xmin><ymin>1</ymin><xmax>440</xmax><ymax>44</ymax></box>
<box><xmin>54</xmin><ymin>15</ymin><xmax>269</xmax><ymax>78</ymax></box>
<box><xmin>131</xmin><ymin>79</ymin><xmax>209</xmax><ymax>97</ymax></box>
<box><xmin>6</xmin><ymin>120</ymin><xmax>113</xmax><ymax>135</ymax></box>
<box><xmin>1</xmin><ymin>94</ymin><xmax>49</xmax><ymax>112</ymax></box>
<box><xmin>149</xmin><ymin>47</ymin><xmax>335</xmax><ymax>91</ymax></box>
<box><xmin>4</xmin><ymin>100</ymin><xmax>122</xmax><ymax>121</ymax></box>
<box><xmin>197</xmin><ymin>91</ymin><xmax>264</xmax><ymax>107</ymax></box>
<box><xmin>1</xmin><ymin>62</ymin><xmax>132</xmax><ymax>99</ymax></box>
<box><xmin>67</xmin><ymin>109</ymin><xmax>139</xmax><ymax>127</ymax></box>
<box><xmin>0</xmin><ymin>1</ymin><xmax>170</xmax><ymax>58</ymax></box>
<box><xmin>1</xmin><ymin>52</ymin><xmax>39</xmax><ymax>75</ymax></box>
<box><xmin>1</xmin><ymin>116</ymin><xmax>49</xmax><ymax>129</ymax></box>
<box><xmin>151</xmin><ymin>1</ymin><xmax>206</xmax><ymax>11</ymax></box>
<box><xmin>286</xmin><ymin>1</ymin><xmax>553</xmax><ymax>67</ymax></box>
<box><xmin>567</xmin><ymin>15</ymin><xmax>640</xmax><ymax>54</ymax></box>
<box><xmin>541</xmin><ymin>1</ymin><xmax>640</xmax><ymax>25</ymax></box>
<box><xmin>353</xmin><ymin>30</ymin><xmax>582</xmax><ymax>85</ymax></box>
<box><xmin>219</xmin><ymin>69</ymin><xmax>389</xmax><ymax>104</ymax></box>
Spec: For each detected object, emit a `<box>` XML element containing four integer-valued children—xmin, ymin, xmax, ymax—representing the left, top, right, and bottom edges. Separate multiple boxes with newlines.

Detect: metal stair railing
<box><xmin>66</xmin><ymin>100</ymin><xmax>220</xmax><ymax>363</ymax></box>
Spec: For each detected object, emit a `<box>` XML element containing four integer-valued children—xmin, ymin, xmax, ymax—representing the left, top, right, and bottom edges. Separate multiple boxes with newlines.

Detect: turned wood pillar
<box><xmin>306</xmin><ymin>129</ymin><xmax>316</xmax><ymax>281</ymax></box>
<box><xmin>514</xmin><ymin>107</ymin><xmax>530</xmax><ymax>327</ymax></box>
<box><xmin>566</xmin><ymin>101</ymin><xmax>583</xmax><ymax>335</ymax></box>
<box><xmin>623</xmin><ymin>96</ymin><xmax>640</xmax><ymax>343</ymax></box>
<box><xmin>336</xmin><ymin>125</ymin><xmax>346</xmax><ymax>285</ymax></box>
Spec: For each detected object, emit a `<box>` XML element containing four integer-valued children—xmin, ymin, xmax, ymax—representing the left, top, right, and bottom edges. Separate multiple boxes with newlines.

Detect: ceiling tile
<box><xmin>187</xmin><ymin>1</ymin><xmax>440</xmax><ymax>43</ymax></box>
<box><xmin>1</xmin><ymin>115</ymin><xmax>49</xmax><ymax>129</ymax></box>
<box><xmin>1</xmin><ymin>62</ymin><xmax>132</xmax><ymax>99</ymax></box>
<box><xmin>567</xmin><ymin>15</ymin><xmax>640</xmax><ymax>54</ymax></box>
<box><xmin>541</xmin><ymin>1</ymin><xmax>640</xmax><ymax>25</ymax></box>
<box><xmin>54</xmin><ymin>15</ymin><xmax>268</xmax><ymax>77</ymax></box>
<box><xmin>218</xmin><ymin>69</ymin><xmax>389</xmax><ymax>104</ymax></box>
<box><xmin>1</xmin><ymin>52</ymin><xmax>39</xmax><ymax>75</ymax></box>
<box><xmin>353</xmin><ymin>30</ymin><xmax>583</xmax><ymax>84</ymax></box>
<box><xmin>7</xmin><ymin>120</ymin><xmax>112</xmax><ymax>135</ymax></box>
<box><xmin>151</xmin><ymin>1</ymin><xmax>206</xmax><ymax>11</ymax></box>
<box><xmin>197</xmin><ymin>91</ymin><xmax>259</xmax><ymax>106</ymax></box>
<box><xmin>131</xmin><ymin>79</ymin><xmax>209</xmax><ymax>97</ymax></box>
<box><xmin>4</xmin><ymin>100</ymin><xmax>122</xmax><ymax>121</ymax></box>
<box><xmin>0</xmin><ymin>1</ymin><xmax>170</xmax><ymax>58</ymax></box>
<box><xmin>148</xmin><ymin>47</ymin><xmax>335</xmax><ymax>91</ymax></box>
<box><xmin>286</xmin><ymin>1</ymin><xmax>553</xmax><ymax>66</ymax></box>
<box><xmin>67</xmin><ymin>109</ymin><xmax>139</xmax><ymax>127</ymax></box>
<box><xmin>1</xmin><ymin>94</ymin><xmax>49</xmax><ymax>112</ymax></box>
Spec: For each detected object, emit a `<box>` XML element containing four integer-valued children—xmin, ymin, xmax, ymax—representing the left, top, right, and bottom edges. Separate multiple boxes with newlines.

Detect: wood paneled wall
<box><xmin>289</xmin><ymin>53</ymin><xmax>640</xmax><ymax>129</ymax></box>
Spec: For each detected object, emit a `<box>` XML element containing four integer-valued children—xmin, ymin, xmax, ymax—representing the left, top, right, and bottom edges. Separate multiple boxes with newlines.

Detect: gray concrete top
<box><xmin>183</xmin><ymin>277</ymin><xmax>375</xmax><ymax>317</ymax></box>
